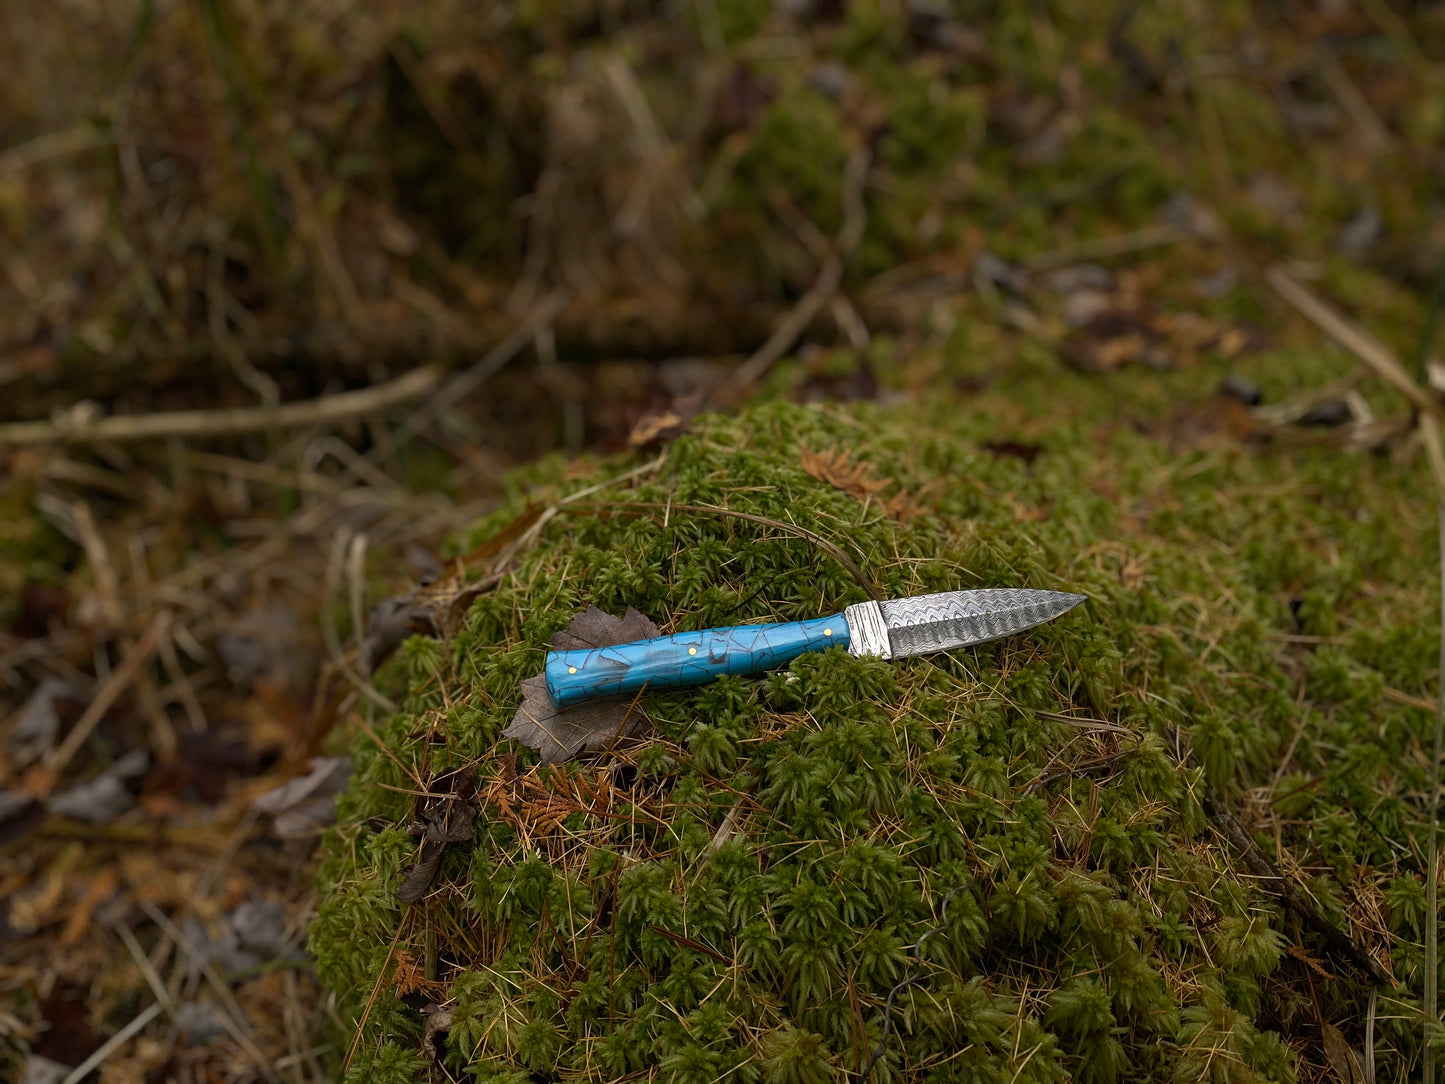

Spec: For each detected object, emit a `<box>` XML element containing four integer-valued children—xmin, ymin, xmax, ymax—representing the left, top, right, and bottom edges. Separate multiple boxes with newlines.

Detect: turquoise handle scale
<box><xmin>545</xmin><ymin>614</ymin><xmax>849</xmax><ymax>708</ymax></box>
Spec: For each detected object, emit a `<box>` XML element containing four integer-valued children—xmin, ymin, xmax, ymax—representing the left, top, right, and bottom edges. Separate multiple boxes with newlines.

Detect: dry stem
<box><xmin>0</xmin><ymin>365</ymin><xmax>442</xmax><ymax>446</ymax></box>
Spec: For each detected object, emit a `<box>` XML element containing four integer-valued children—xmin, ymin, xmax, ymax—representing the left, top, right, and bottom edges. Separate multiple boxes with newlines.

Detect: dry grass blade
<box><xmin>1265</xmin><ymin>265</ymin><xmax>1441</xmax><ymax>419</ymax></box>
<box><xmin>1161</xmin><ymin>723</ymin><xmax>1393</xmax><ymax>986</ymax></box>
<box><xmin>138</xmin><ymin>901</ymin><xmax>283</xmax><ymax>1083</ymax></box>
<box><xmin>58</xmin><ymin>1001</ymin><xmax>165</xmax><ymax>1084</ymax></box>
<box><xmin>34</xmin><ymin>611</ymin><xmax>169</xmax><ymax>791</ymax></box>
<box><xmin>1021</xmin><ymin>223</ymin><xmax>1182</xmax><ymax>273</ymax></box>
<box><xmin>1366</xmin><ymin>985</ymin><xmax>1378</xmax><ymax>1084</ymax></box>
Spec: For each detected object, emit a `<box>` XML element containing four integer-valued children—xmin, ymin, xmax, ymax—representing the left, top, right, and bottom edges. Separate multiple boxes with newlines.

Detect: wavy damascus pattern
<box><xmin>878</xmin><ymin>589</ymin><xmax>1086</xmax><ymax>658</ymax></box>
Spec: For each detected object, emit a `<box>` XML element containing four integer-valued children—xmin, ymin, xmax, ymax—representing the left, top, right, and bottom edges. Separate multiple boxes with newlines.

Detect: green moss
<box><xmin>0</xmin><ymin>477</ymin><xmax>75</xmax><ymax>627</ymax></box>
<box><xmin>728</xmin><ymin>85</ymin><xmax>851</xmax><ymax>239</ymax></box>
<box><xmin>315</xmin><ymin>362</ymin><xmax>1436</xmax><ymax>1080</ymax></box>
<box><xmin>714</xmin><ymin>0</ymin><xmax>771</xmax><ymax>46</ymax></box>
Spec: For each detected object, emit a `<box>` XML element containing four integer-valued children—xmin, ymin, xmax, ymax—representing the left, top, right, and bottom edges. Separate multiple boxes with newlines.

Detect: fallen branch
<box><xmin>32</xmin><ymin>612</ymin><xmax>170</xmax><ymax>794</ymax></box>
<box><xmin>0</xmin><ymin>365</ymin><xmax>442</xmax><ymax>446</ymax></box>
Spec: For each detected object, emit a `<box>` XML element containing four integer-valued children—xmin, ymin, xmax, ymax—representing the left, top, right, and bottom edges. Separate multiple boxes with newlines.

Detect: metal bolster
<box><xmin>844</xmin><ymin>600</ymin><xmax>892</xmax><ymax>660</ymax></box>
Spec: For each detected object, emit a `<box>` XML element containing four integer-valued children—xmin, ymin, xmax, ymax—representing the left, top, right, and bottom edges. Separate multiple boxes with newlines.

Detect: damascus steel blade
<box><xmin>847</xmin><ymin>589</ymin><xmax>1085</xmax><ymax>659</ymax></box>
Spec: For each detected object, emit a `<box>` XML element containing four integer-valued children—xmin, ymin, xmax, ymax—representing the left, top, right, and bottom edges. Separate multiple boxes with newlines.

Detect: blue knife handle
<box><xmin>545</xmin><ymin>614</ymin><xmax>849</xmax><ymax>708</ymax></box>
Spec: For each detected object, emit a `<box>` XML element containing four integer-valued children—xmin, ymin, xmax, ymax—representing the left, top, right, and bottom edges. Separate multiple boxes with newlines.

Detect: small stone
<box><xmin>1298</xmin><ymin>399</ymin><xmax>1352</xmax><ymax>427</ymax></box>
<box><xmin>1220</xmin><ymin>375</ymin><xmax>1263</xmax><ymax>407</ymax></box>
<box><xmin>1160</xmin><ymin>191</ymin><xmax>1223</xmax><ymax>241</ymax></box>
<box><xmin>176</xmin><ymin>1000</ymin><xmax>231</xmax><ymax>1045</ymax></box>
<box><xmin>806</xmin><ymin>62</ymin><xmax>850</xmax><ymax>102</ymax></box>
<box><xmin>1040</xmin><ymin>264</ymin><xmax>1113</xmax><ymax>294</ymax></box>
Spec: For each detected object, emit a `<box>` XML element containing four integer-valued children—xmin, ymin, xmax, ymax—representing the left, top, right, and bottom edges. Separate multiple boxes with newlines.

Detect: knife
<box><xmin>544</xmin><ymin>588</ymin><xmax>1086</xmax><ymax>708</ymax></box>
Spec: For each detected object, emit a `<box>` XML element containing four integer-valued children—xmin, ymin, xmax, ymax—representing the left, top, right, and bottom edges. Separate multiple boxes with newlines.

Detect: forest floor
<box><xmin>1</xmin><ymin>1</ymin><xmax>1444</xmax><ymax>1081</ymax></box>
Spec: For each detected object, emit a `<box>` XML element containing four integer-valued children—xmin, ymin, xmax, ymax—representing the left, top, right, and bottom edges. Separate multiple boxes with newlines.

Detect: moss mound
<box><xmin>314</xmin><ymin>379</ymin><xmax>1436</xmax><ymax>1081</ymax></box>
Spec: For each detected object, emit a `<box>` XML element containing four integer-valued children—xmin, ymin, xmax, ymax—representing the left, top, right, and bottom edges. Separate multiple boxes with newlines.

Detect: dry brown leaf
<box><xmin>801</xmin><ymin>445</ymin><xmax>925</xmax><ymax>522</ymax></box>
<box><xmin>397</xmin><ymin>771</ymin><xmax>478</xmax><ymax>906</ymax></box>
<box><xmin>358</xmin><ymin>504</ymin><xmax>548</xmax><ymax>675</ymax></box>
<box><xmin>58</xmin><ymin>869</ymin><xmax>119</xmax><ymax>948</ymax></box>
<box><xmin>391</xmin><ymin>950</ymin><xmax>446</xmax><ymax>998</ymax></box>
<box><xmin>252</xmin><ymin>757</ymin><xmax>352</xmax><ymax>838</ymax></box>
<box><xmin>502</xmin><ymin>606</ymin><xmax>658</xmax><ymax>764</ymax></box>
<box><xmin>1321</xmin><ymin>1021</ymin><xmax>1366</xmax><ymax>1084</ymax></box>
<box><xmin>628</xmin><ymin>409</ymin><xmax>688</xmax><ymax>449</ymax></box>
<box><xmin>1062</xmin><ymin>308</ymin><xmax>1264</xmax><ymax>373</ymax></box>
<box><xmin>800</xmin><ymin>444</ymin><xmax>890</xmax><ymax>499</ymax></box>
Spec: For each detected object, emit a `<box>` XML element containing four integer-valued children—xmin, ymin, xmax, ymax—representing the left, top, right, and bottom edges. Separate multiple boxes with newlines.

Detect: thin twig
<box><xmin>321</xmin><ymin>529</ymin><xmax>397</xmax><ymax>714</ymax></box>
<box><xmin>1416</xmin><ymin>245</ymin><xmax>1445</xmax><ymax>382</ymax></box>
<box><xmin>1419</xmin><ymin>237</ymin><xmax>1445</xmax><ymax>1084</ymax></box>
<box><xmin>140</xmin><ymin>900</ymin><xmax>283</xmax><ymax>1083</ymax></box>
<box><xmin>1366</xmin><ymin>985</ymin><xmax>1378</xmax><ymax>1084</ymax></box>
<box><xmin>343</xmin><ymin>912</ymin><xmax>413</xmax><ymax>1075</ymax></box>
<box><xmin>60</xmin><ymin>1001</ymin><xmax>164</xmax><ymax>1084</ymax></box>
<box><xmin>116</xmin><ymin>920</ymin><xmax>178</xmax><ymax>1020</ymax></box>
<box><xmin>0</xmin><ymin>125</ymin><xmax>111</xmax><ymax>174</ymax></box>
<box><xmin>720</xmin><ymin>146</ymin><xmax>871</xmax><ymax>398</ymax></box>
<box><xmin>1317</xmin><ymin>49</ymin><xmax>1393</xmax><ymax>155</ymax></box>
<box><xmin>1165</xmin><ymin>724</ymin><xmax>1393</xmax><ymax>986</ymax></box>
<box><xmin>1021</xmin><ymin>223</ymin><xmax>1182</xmax><ymax>273</ymax></box>
<box><xmin>857</xmin><ymin>886</ymin><xmax>969</xmax><ymax>1081</ymax></box>
<box><xmin>402</xmin><ymin>290</ymin><xmax>570</xmax><ymax>439</ymax></box>
<box><xmin>38</xmin><ymin>611</ymin><xmax>169</xmax><ymax>788</ymax></box>
<box><xmin>0</xmin><ymin>365</ymin><xmax>442</xmax><ymax>446</ymax></box>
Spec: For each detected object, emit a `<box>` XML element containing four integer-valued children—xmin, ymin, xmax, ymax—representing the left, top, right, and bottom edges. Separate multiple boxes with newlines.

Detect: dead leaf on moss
<box><xmin>392</xmin><ymin>951</ymin><xmax>446</xmax><ymax>999</ymax></box>
<box><xmin>552</xmin><ymin>605</ymin><xmax>659</xmax><ymax>651</ymax></box>
<box><xmin>800</xmin><ymin>445</ymin><xmax>922</xmax><ymax>522</ymax></box>
<box><xmin>502</xmin><ymin>607</ymin><xmax>658</xmax><ymax>764</ymax></box>
<box><xmin>800</xmin><ymin>444</ymin><xmax>888</xmax><ymax>499</ymax></box>
<box><xmin>397</xmin><ymin>770</ymin><xmax>478</xmax><ymax>905</ymax></box>
<box><xmin>357</xmin><ymin>505</ymin><xmax>549</xmax><ymax>675</ymax></box>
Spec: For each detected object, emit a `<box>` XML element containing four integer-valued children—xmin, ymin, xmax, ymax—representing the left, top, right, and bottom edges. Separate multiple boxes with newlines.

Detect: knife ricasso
<box><xmin>544</xmin><ymin>614</ymin><xmax>849</xmax><ymax>708</ymax></box>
